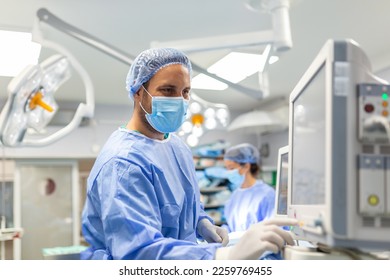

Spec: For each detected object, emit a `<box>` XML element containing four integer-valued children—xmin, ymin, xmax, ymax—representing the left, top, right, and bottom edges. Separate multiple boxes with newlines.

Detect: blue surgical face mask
<box><xmin>140</xmin><ymin>85</ymin><xmax>189</xmax><ymax>133</ymax></box>
<box><xmin>227</xmin><ymin>168</ymin><xmax>245</xmax><ymax>191</ymax></box>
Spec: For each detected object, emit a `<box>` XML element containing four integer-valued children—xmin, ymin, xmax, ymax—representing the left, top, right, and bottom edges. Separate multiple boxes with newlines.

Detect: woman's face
<box><xmin>224</xmin><ymin>159</ymin><xmax>246</xmax><ymax>175</ymax></box>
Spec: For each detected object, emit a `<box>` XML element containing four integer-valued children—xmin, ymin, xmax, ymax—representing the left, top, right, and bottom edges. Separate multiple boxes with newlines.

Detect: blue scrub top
<box><xmin>81</xmin><ymin>128</ymin><xmax>220</xmax><ymax>259</ymax></box>
<box><xmin>223</xmin><ymin>180</ymin><xmax>275</xmax><ymax>233</ymax></box>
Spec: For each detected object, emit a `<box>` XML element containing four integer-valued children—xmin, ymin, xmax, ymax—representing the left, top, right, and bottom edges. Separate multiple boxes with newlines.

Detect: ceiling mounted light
<box><xmin>191</xmin><ymin>73</ymin><xmax>228</xmax><ymax>90</ymax></box>
<box><xmin>0</xmin><ymin>15</ymin><xmax>95</xmax><ymax>147</ymax></box>
<box><xmin>0</xmin><ymin>55</ymin><xmax>68</xmax><ymax>146</ymax></box>
<box><xmin>228</xmin><ymin>110</ymin><xmax>287</xmax><ymax>135</ymax></box>
<box><xmin>207</xmin><ymin>52</ymin><xmax>265</xmax><ymax>84</ymax></box>
<box><xmin>191</xmin><ymin>49</ymin><xmax>278</xmax><ymax>91</ymax></box>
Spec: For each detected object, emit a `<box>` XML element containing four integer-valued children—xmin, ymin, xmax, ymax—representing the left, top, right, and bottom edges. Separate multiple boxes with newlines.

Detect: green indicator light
<box><xmin>382</xmin><ymin>93</ymin><xmax>388</xmax><ymax>100</ymax></box>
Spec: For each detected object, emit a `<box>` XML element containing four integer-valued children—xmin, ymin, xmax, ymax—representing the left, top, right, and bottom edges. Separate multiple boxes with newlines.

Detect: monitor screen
<box><xmin>291</xmin><ymin>64</ymin><xmax>326</xmax><ymax>206</ymax></box>
<box><xmin>275</xmin><ymin>146</ymin><xmax>289</xmax><ymax>217</ymax></box>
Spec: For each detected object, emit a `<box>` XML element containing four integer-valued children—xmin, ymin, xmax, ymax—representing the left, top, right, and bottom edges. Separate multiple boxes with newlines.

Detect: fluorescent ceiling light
<box><xmin>191</xmin><ymin>52</ymin><xmax>279</xmax><ymax>91</ymax></box>
<box><xmin>0</xmin><ymin>30</ymin><xmax>41</xmax><ymax>77</ymax></box>
<box><xmin>207</xmin><ymin>52</ymin><xmax>265</xmax><ymax>84</ymax></box>
<box><xmin>191</xmin><ymin>73</ymin><xmax>228</xmax><ymax>90</ymax></box>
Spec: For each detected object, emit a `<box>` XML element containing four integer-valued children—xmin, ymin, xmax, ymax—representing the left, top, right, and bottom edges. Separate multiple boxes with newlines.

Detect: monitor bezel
<box><xmin>274</xmin><ymin>145</ymin><xmax>289</xmax><ymax>218</ymax></box>
<box><xmin>287</xmin><ymin>41</ymin><xmax>332</xmax><ymax>225</ymax></box>
<box><xmin>288</xmin><ymin>38</ymin><xmax>390</xmax><ymax>249</ymax></box>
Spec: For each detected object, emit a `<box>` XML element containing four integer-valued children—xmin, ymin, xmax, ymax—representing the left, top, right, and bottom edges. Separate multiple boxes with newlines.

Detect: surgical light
<box><xmin>178</xmin><ymin>130</ymin><xmax>185</xmax><ymax>136</ymax></box>
<box><xmin>228</xmin><ymin>110</ymin><xmax>287</xmax><ymax>135</ymax></box>
<box><xmin>216</xmin><ymin>108</ymin><xmax>229</xmax><ymax>120</ymax></box>
<box><xmin>178</xmin><ymin>93</ymin><xmax>230</xmax><ymax>147</ymax></box>
<box><xmin>189</xmin><ymin>102</ymin><xmax>202</xmax><ymax>114</ymax></box>
<box><xmin>192</xmin><ymin>126</ymin><xmax>204</xmax><ymax>137</ymax></box>
<box><xmin>0</xmin><ymin>40</ymin><xmax>94</xmax><ymax>147</ymax></box>
<box><xmin>0</xmin><ymin>55</ymin><xmax>70</xmax><ymax>146</ymax></box>
<box><xmin>204</xmin><ymin>108</ymin><xmax>215</xmax><ymax>118</ymax></box>
<box><xmin>181</xmin><ymin>121</ymin><xmax>193</xmax><ymax>133</ymax></box>
<box><xmin>191</xmin><ymin>114</ymin><xmax>204</xmax><ymax>127</ymax></box>
<box><xmin>0</xmin><ymin>8</ymin><xmax>96</xmax><ymax>147</ymax></box>
<box><xmin>186</xmin><ymin>134</ymin><xmax>199</xmax><ymax>147</ymax></box>
<box><xmin>205</xmin><ymin>118</ymin><xmax>217</xmax><ymax>130</ymax></box>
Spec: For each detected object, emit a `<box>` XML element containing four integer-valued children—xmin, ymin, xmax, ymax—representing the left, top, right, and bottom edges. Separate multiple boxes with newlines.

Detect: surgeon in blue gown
<box><xmin>81</xmin><ymin>48</ymin><xmax>297</xmax><ymax>260</ymax></box>
<box><xmin>223</xmin><ymin>143</ymin><xmax>275</xmax><ymax>232</ymax></box>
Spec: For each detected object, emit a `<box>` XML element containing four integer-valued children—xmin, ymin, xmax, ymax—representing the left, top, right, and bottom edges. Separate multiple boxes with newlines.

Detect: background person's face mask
<box><xmin>140</xmin><ymin>85</ymin><xmax>189</xmax><ymax>133</ymax></box>
<box><xmin>227</xmin><ymin>168</ymin><xmax>245</xmax><ymax>191</ymax></box>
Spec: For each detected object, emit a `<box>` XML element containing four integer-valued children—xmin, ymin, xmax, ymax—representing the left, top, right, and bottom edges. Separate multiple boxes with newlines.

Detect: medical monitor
<box><xmin>275</xmin><ymin>145</ymin><xmax>289</xmax><ymax>218</ymax></box>
<box><xmin>288</xmin><ymin>39</ymin><xmax>390</xmax><ymax>251</ymax></box>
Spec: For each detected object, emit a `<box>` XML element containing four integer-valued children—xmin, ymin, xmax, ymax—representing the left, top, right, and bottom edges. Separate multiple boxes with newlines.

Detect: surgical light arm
<box><xmin>36</xmin><ymin>8</ymin><xmax>135</xmax><ymax>66</ymax></box>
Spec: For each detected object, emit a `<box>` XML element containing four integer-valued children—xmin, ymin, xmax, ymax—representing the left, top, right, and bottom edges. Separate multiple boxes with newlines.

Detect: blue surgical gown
<box><xmin>223</xmin><ymin>180</ymin><xmax>275</xmax><ymax>232</ymax></box>
<box><xmin>81</xmin><ymin>128</ymin><xmax>220</xmax><ymax>259</ymax></box>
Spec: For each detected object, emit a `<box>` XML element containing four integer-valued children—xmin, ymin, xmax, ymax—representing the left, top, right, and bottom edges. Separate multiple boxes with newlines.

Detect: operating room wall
<box><xmin>259</xmin><ymin>129</ymin><xmax>288</xmax><ymax>168</ymax></box>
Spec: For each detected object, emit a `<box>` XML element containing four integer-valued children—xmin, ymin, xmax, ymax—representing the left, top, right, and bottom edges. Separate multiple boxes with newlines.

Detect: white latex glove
<box><xmin>215</xmin><ymin>218</ymin><xmax>298</xmax><ymax>260</ymax></box>
<box><xmin>197</xmin><ymin>218</ymin><xmax>229</xmax><ymax>246</ymax></box>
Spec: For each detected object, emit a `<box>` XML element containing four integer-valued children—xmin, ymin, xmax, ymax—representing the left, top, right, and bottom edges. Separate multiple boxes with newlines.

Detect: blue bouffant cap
<box><xmin>224</xmin><ymin>143</ymin><xmax>260</xmax><ymax>164</ymax></box>
<box><xmin>125</xmin><ymin>48</ymin><xmax>192</xmax><ymax>100</ymax></box>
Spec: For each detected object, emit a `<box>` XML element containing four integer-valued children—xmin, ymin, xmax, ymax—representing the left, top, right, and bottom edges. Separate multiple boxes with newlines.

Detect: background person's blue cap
<box><xmin>224</xmin><ymin>143</ymin><xmax>260</xmax><ymax>164</ymax></box>
<box><xmin>125</xmin><ymin>48</ymin><xmax>192</xmax><ymax>100</ymax></box>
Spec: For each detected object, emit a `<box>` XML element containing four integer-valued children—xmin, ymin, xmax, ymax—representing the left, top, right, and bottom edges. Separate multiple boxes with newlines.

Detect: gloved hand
<box><xmin>197</xmin><ymin>218</ymin><xmax>229</xmax><ymax>246</ymax></box>
<box><xmin>215</xmin><ymin>218</ymin><xmax>298</xmax><ymax>259</ymax></box>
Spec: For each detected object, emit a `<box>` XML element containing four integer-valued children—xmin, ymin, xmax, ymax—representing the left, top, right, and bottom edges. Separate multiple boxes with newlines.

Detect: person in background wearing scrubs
<box><xmin>223</xmin><ymin>143</ymin><xmax>275</xmax><ymax>233</ymax></box>
<box><xmin>81</xmin><ymin>48</ymin><xmax>297</xmax><ymax>260</ymax></box>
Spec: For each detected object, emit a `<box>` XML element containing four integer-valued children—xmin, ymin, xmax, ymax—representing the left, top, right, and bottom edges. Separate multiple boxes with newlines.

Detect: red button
<box><xmin>364</xmin><ymin>104</ymin><xmax>374</xmax><ymax>113</ymax></box>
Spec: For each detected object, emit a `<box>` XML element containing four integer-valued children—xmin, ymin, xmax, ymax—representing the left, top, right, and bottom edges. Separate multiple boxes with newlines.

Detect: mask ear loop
<box><xmin>139</xmin><ymin>85</ymin><xmax>153</xmax><ymax>115</ymax></box>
